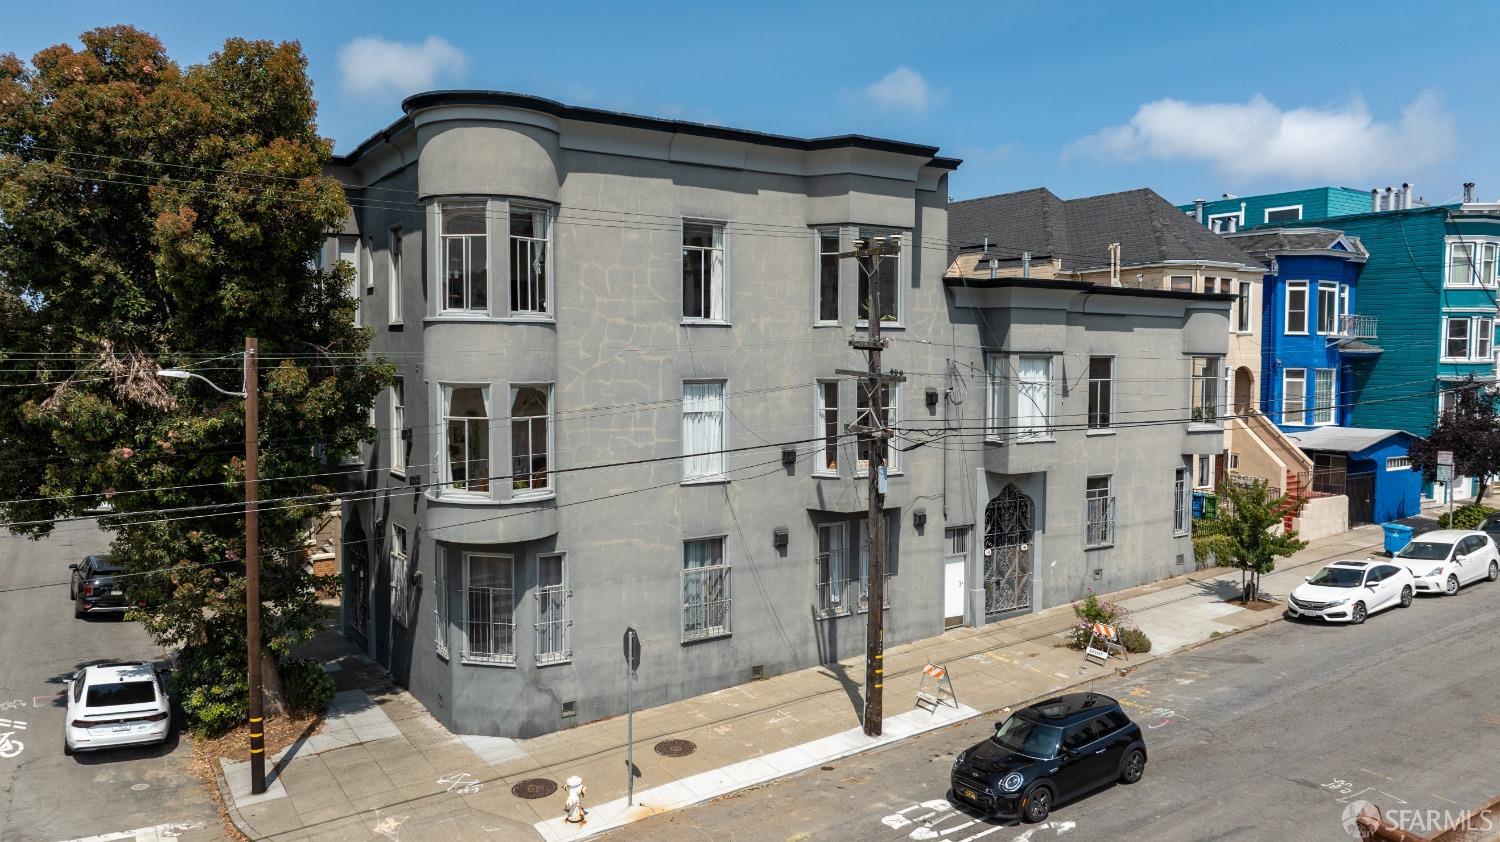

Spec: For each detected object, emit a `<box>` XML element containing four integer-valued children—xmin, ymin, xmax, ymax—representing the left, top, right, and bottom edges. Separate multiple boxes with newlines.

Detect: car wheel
<box><xmin>1351</xmin><ymin>602</ymin><xmax>1367</xmax><ymax>624</ymax></box>
<box><xmin>1120</xmin><ymin>748</ymin><xmax>1146</xmax><ymax>784</ymax></box>
<box><xmin>1445</xmin><ymin>574</ymin><xmax>1460</xmax><ymax>596</ymax></box>
<box><xmin>1399</xmin><ymin>585</ymin><xmax>1413</xmax><ymax>608</ymax></box>
<box><xmin>73</xmin><ymin>603</ymin><xmax>86</xmax><ymax>620</ymax></box>
<box><xmin>1022</xmin><ymin>785</ymin><xmax>1052</xmax><ymax>823</ymax></box>
<box><xmin>1488</xmin><ymin>561</ymin><xmax>1499</xmax><ymax>583</ymax></box>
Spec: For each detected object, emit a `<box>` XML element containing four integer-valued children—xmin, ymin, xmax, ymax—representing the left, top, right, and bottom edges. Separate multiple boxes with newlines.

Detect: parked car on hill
<box><xmin>1394</xmin><ymin>529</ymin><xmax>1500</xmax><ymax>596</ymax></box>
<box><xmin>63</xmin><ymin>663</ymin><xmax>171</xmax><ymax>755</ymax></box>
<box><xmin>68</xmin><ymin>554</ymin><xmax>127</xmax><ymax>620</ymax></box>
<box><xmin>1287</xmin><ymin>560</ymin><xmax>1414</xmax><ymax>624</ymax></box>
<box><xmin>950</xmin><ymin>692</ymin><xmax>1146</xmax><ymax>823</ymax></box>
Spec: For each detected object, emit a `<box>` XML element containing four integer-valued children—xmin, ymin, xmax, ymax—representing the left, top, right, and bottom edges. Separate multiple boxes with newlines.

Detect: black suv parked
<box><xmin>950</xmin><ymin>692</ymin><xmax>1146</xmax><ymax>822</ymax></box>
<box><xmin>69</xmin><ymin>554</ymin><xmax>127</xmax><ymax>619</ymax></box>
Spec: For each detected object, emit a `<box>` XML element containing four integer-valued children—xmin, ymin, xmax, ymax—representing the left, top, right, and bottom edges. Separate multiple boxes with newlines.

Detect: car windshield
<box><xmin>1307</xmin><ymin>566</ymin><xmax>1365</xmax><ymax>588</ymax></box>
<box><xmin>1396</xmin><ymin>542</ymin><xmax>1453</xmax><ymax>561</ymax></box>
<box><xmin>85</xmin><ymin>680</ymin><xmax>157</xmax><ymax>708</ymax></box>
<box><xmin>992</xmin><ymin>716</ymin><xmax>1064</xmax><ymax>758</ymax></box>
<box><xmin>90</xmin><ymin>556</ymin><xmax>122</xmax><ymax>574</ymax></box>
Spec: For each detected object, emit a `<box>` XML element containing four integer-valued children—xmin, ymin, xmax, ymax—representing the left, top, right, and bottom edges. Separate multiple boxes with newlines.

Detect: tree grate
<box><xmin>653</xmin><ymin>738</ymin><xmax>697</xmax><ymax>758</ymax></box>
<box><xmin>511</xmin><ymin>778</ymin><xmax>558</xmax><ymax>799</ymax></box>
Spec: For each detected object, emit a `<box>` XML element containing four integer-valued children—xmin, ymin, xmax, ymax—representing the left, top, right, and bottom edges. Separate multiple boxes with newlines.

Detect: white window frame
<box><xmin>390</xmin><ymin>523</ymin><xmax>410</xmax><ymax>627</ymax></box>
<box><xmin>1316</xmin><ymin>281</ymin><xmax>1339</xmax><ymax>335</ymax></box>
<box><xmin>682</xmin><ymin>537</ymin><xmax>731</xmax><ymax>642</ymax></box>
<box><xmin>337</xmin><ymin>235</ymin><xmax>362</xmax><ymax>327</ymax></box>
<box><xmin>1313</xmin><ymin>368</ymin><xmax>1337</xmax><ymax>425</ymax></box>
<box><xmin>855</xmin><ymin>227</ymin><xmax>905</xmax><ymax>327</ymax></box>
<box><xmin>1283</xmin><ymin>368</ymin><xmax>1308</xmax><ymax>426</ymax></box>
<box><xmin>390</xmin><ymin>378</ymin><xmax>406</xmax><ymax>477</ymax></box>
<box><xmin>985</xmin><ymin>353</ymin><xmax>1004</xmax><ymax>441</ymax></box>
<box><xmin>1444</xmin><ymin>316</ymin><xmax>1471</xmax><ymax>360</ymax></box>
<box><xmin>1208</xmin><ymin>212</ymin><xmax>1240</xmax><ymax>234</ymax></box>
<box><xmin>461</xmin><ymin>552</ymin><xmax>516</xmax><ymax>666</ymax></box>
<box><xmin>1264</xmin><ymin>204</ymin><xmax>1303</xmax><ymax>224</ymax></box>
<box><xmin>1482</xmin><ymin>242</ymin><xmax>1500</xmax><ymax>287</ymax></box>
<box><xmin>682</xmin><ymin>380</ymin><xmax>728</xmax><ymax>482</ymax></box>
<box><xmin>509</xmin><ymin>205</ymin><xmax>552</xmax><ymax>317</ymax></box>
<box><xmin>1012</xmin><ymin>354</ymin><xmax>1054</xmax><ymax>440</ymax></box>
<box><xmin>441</xmin><ymin>384</ymin><xmax>492</xmax><ymax>497</ymax></box>
<box><xmin>433</xmin><ymin>547</ymin><xmax>448</xmax><ymax>658</ymax></box>
<box><xmin>1087</xmin><ymin>355</ymin><xmax>1113</xmax><ymax>431</ymax></box>
<box><xmin>387</xmin><ymin>225</ymin><xmax>403</xmax><ymax>325</ymax></box>
<box><xmin>815</xmin><ymin>380</ymin><xmax>840</xmax><ymax>476</ymax></box>
<box><xmin>682</xmin><ymin>220</ymin><xmax>728</xmax><ymax>323</ymax></box>
<box><xmin>1444</xmin><ymin>238</ymin><xmax>1500</xmax><ymax>288</ymax></box>
<box><xmin>815</xmin><ymin>229</ymin><xmax>841</xmax><ymax>325</ymax></box>
<box><xmin>1285</xmin><ymin>281</ymin><xmax>1309</xmax><ymax>335</ymax></box>
<box><xmin>1189</xmin><ymin>356</ymin><xmax>1223</xmax><ymax>426</ymax></box>
<box><xmin>1085</xmin><ymin>475</ymin><xmax>1114</xmax><ymax>549</ymax></box>
<box><xmin>1194</xmin><ymin>454</ymin><xmax>1215</xmax><ymax>490</ymax></box>
<box><xmin>855</xmin><ymin>381</ymin><xmax>901</xmax><ymax>474</ymax></box>
<box><xmin>815</xmin><ymin>522</ymin><xmax>850</xmax><ymax>618</ymax></box>
<box><xmin>437</xmin><ymin>200</ymin><xmax>490</xmax><ymax>315</ymax></box>
<box><xmin>1235</xmin><ymin>280</ymin><xmax>1253</xmax><ymax>333</ymax></box>
<box><xmin>535</xmin><ymin>553</ymin><xmax>570</xmax><ymax>665</ymax></box>
<box><xmin>510</xmin><ymin>384</ymin><xmax>553</xmax><ymax>497</ymax></box>
<box><xmin>1475</xmin><ymin>317</ymin><xmax>1495</xmax><ymax>361</ymax></box>
<box><xmin>1174</xmin><ymin>466</ymin><xmax>1190</xmax><ymax>535</ymax></box>
<box><xmin>1386</xmin><ymin>456</ymin><xmax>1412</xmax><ymax>471</ymax></box>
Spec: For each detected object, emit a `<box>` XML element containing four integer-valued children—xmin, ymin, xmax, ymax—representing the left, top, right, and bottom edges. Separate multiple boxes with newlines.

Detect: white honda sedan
<box><xmin>63</xmin><ymin>663</ymin><xmax>171</xmax><ymax>755</ymax></box>
<box><xmin>1394</xmin><ymin>530</ymin><xmax>1500</xmax><ymax>596</ymax></box>
<box><xmin>1287</xmin><ymin>560</ymin><xmax>1414</xmax><ymax>624</ymax></box>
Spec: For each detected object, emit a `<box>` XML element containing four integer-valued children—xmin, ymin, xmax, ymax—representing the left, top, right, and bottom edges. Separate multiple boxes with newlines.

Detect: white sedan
<box><xmin>1287</xmin><ymin>560</ymin><xmax>1414</xmax><ymax>624</ymax></box>
<box><xmin>63</xmin><ymin>662</ymin><xmax>171</xmax><ymax>755</ymax></box>
<box><xmin>1395</xmin><ymin>529</ymin><xmax>1500</xmax><ymax>596</ymax></box>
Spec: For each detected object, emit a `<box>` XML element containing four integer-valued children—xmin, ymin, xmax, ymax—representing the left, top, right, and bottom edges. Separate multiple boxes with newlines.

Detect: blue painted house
<box><xmin>1286</xmin><ymin>428</ymin><xmax>1422</xmax><ymax>525</ymax></box>
<box><xmin>1179</xmin><ymin>187</ymin><xmax>1374</xmax><ymax>234</ymax></box>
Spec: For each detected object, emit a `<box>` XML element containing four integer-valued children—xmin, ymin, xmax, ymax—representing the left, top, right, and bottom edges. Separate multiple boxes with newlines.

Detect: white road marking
<box><xmin>59</xmin><ymin>821</ymin><xmax>206</xmax><ymax>841</ymax></box>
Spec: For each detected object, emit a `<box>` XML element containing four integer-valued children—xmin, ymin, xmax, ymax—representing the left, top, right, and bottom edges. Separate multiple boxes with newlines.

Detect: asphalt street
<box><xmin>618</xmin><ymin>568</ymin><xmax>1500</xmax><ymax>842</ymax></box>
<box><xmin>0</xmin><ymin>525</ymin><xmax>223</xmax><ymax>842</ymax></box>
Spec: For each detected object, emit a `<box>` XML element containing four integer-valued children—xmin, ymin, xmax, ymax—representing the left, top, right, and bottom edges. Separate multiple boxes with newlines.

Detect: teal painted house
<box><xmin>1178</xmin><ymin>187</ymin><xmax>1374</xmax><ymax>234</ymax></box>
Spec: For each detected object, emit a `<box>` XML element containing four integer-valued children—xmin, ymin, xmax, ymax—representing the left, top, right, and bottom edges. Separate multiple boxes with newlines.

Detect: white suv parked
<box><xmin>63</xmin><ymin>663</ymin><xmax>171</xmax><ymax>755</ymax></box>
<box><xmin>1394</xmin><ymin>529</ymin><xmax>1500</xmax><ymax>596</ymax></box>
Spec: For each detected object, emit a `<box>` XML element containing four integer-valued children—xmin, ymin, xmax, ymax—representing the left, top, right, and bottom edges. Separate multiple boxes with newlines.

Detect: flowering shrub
<box><xmin>1068</xmin><ymin>591</ymin><xmax>1148</xmax><ymax>651</ymax></box>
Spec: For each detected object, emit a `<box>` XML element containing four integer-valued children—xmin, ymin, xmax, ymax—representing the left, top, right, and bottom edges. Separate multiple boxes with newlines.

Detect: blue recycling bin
<box><xmin>1381</xmin><ymin>522</ymin><xmax>1413</xmax><ymax>556</ymax></box>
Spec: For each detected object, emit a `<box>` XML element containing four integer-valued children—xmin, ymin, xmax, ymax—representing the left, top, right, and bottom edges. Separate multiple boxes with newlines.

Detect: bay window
<box><xmin>510</xmin><ymin>385</ymin><xmax>551</xmax><ymax>494</ymax></box>
<box><xmin>462</xmin><ymin>553</ymin><xmax>515</xmax><ymax>664</ymax></box>
<box><xmin>443</xmin><ymin>385</ymin><xmax>490</xmax><ymax>493</ymax></box>
<box><xmin>1317</xmin><ymin>282</ymin><xmax>1339</xmax><ymax>334</ymax></box>
<box><xmin>1014</xmin><ymin>355</ymin><xmax>1052</xmax><ymax>437</ymax></box>
<box><xmin>1285</xmin><ymin>281</ymin><xmax>1308</xmax><ymax>334</ymax></box>
<box><xmin>510</xmin><ymin>206</ymin><xmax>550</xmax><ymax>315</ymax></box>
<box><xmin>1190</xmin><ymin>356</ymin><xmax>1222</xmax><ymax>424</ymax></box>
<box><xmin>441</xmin><ymin>202</ymin><xmax>488</xmax><ymax>313</ymax></box>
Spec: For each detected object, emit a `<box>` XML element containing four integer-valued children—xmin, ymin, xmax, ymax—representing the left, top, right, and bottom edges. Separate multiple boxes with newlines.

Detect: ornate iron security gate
<box><xmin>983</xmin><ymin>484</ymin><xmax>1034</xmax><ymax>615</ymax></box>
<box><xmin>344</xmin><ymin>519</ymin><xmax>370</xmax><ymax>643</ymax></box>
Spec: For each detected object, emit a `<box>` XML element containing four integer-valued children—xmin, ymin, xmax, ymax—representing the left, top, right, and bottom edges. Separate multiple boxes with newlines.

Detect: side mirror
<box><xmin>1303</xmin><ymin>576</ymin><xmax>1311</xmax><ymax>583</ymax></box>
<box><xmin>68</xmin><ymin>564</ymin><xmax>78</xmax><ymax>570</ymax></box>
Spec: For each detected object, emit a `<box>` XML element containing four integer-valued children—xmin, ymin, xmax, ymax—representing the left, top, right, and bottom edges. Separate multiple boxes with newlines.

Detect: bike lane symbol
<box><xmin>0</xmin><ymin>718</ymin><xmax>27</xmax><ymax>758</ymax></box>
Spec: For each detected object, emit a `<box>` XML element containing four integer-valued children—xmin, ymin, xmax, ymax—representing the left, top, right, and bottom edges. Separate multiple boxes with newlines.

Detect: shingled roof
<box><xmin>1225</xmin><ymin>228</ymin><xmax>1368</xmax><ymax>266</ymax></box>
<box><xmin>948</xmin><ymin>187</ymin><xmax>1257</xmax><ymax>271</ymax></box>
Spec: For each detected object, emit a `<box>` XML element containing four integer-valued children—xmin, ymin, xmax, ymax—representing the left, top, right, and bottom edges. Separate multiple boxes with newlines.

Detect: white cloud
<box><xmin>1065</xmin><ymin>91</ymin><xmax>1455</xmax><ymax>182</ymax></box>
<box><xmin>338</xmin><ymin>36</ymin><xmax>468</xmax><ymax>100</ymax></box>
<box><xmin>863</xmin><ymin>66</ymin><xmax>933</xmax><ymax>113</ymax></box>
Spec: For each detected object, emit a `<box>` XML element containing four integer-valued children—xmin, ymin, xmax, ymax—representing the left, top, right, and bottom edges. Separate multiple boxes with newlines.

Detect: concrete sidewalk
<box><xmin>217</xmin><ymin>524</ymin><xmax>1385</xmax><ymax>841</ymax></box>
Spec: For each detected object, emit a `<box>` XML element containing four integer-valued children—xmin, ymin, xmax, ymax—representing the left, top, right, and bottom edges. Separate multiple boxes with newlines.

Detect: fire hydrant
<box><xmin>563</xmin><ymin>775</ymin><xmax>587</xmax><ymax>824</ymax></box>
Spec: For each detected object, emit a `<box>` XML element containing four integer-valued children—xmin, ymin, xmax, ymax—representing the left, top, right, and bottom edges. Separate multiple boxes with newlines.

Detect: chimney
<box><xmin>1401</xmin><ymin>183</ymin><xmax>1412</xmax><ymax>210</ymax></box>
<box><xmin>1370</xmin><ymin>188</ymin><xmax>1380</xmax><ymax>211</ymax></box>
<box><xmin>1464</xmin><ymin>182</ymin><xmax>1476</xmax><ymax>203</ymax></box>
<box><xmin>1383</xmin><ymin>187</ymin><xmax>1394</xmax><ymax>211</ymax></box>
<box><xmin>1193</xmin><ymin>198</ymin><xmax>1206</xmax><ymax>223</ymax></box>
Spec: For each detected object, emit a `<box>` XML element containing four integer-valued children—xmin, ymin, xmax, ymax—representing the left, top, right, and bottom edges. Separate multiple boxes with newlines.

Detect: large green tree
<box><xmin>1409</xmin><ymin>375</ymin><xmax>1500</xmax><ymax>502</ymax></box>
<box><xmin>0</xmin><ymin>26</ymin><xmax>390</xmax><ymax>730</ymax></box>
<box><xmin>1192</xmin><ymin>479</ymin><xmax>1308</xmax><ymax>602</ymax></box>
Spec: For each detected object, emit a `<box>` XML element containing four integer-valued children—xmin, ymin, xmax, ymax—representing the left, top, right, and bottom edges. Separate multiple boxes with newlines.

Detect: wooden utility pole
<box><xmin>244</xmin><ymin>337</ymin><xmax>266</xmax><ymax>795</ymax></box>
<box><xmin>837</xmin><ymin>236</ymin><xmax>904</xmax><ymax>737</ymax></box>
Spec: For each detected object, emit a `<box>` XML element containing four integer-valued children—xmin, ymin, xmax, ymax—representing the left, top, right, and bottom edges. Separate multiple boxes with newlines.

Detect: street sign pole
<box><xmin>1438</xmin><ymin>451</ymin><xmax>1455</xmax><ymax>524</ymax></box>
<box><xmin>623</xmin><ymin>627</ymin><xmax>640</xmax><ymax>806</ymax></box>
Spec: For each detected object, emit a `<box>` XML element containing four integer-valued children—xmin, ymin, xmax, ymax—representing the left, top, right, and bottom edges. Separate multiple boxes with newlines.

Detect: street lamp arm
<box><xmin>155</xmin><ymin>367</ymin><xmax>247</xmax><ymax>398</ymax></box>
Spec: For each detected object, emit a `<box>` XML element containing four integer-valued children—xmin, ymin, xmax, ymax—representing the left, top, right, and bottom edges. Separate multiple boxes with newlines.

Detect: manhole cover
<box><xmin>510</xmin><ymin>778</ymin><xmax>557</xmax><ymax>800</ymax></box>
<box><xmin>654</xmin><ymin>738</ymin><xmax>697</xmax><ymax>757</ymax></box>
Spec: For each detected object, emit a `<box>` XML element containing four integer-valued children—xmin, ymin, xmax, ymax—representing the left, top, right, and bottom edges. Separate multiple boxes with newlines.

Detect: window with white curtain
<box><xmin>462</xmin><ymin>553</ymin><xmax>515</xmax><ymax>664</ymax></box>
<box><xmin>1014</xmin><ymin>355</ymin><xmax>1052</xmax><ymax>437</ymax></box>
<box><xmin>441</xmin><ymin>202</ymin><xmax>488</xmax><ymax>312</ymax></box>
<box><xmin>444</xmin><ymin>385</ymin><xmax>490</xmax><ymax>493</ymax></box>
<box><xmin>1313</xmin><ymin>369</ymin><xmax>1336</xmax><ymax>425</ymax></box>
<box><xmin>816</xmin><ymin>381</ymin><xmax>839</xmax><ymax>474</ymax></box>
<box><xmin>683</xmin><ymin>222</ymin><xmax>726</xmax><ymax>321</ymax></box>
<box><xmin>1190</xmin><ymin>356</ymin><xmax>1221</xmax><ymax>424</ymax></box>
<box><xmin>682</xmin><ymin>538</ymin><xmax>730</xmax><ymax>641</ymax></box>
<box><xmin>986</xmin><ymin>354</ymin><xmax>1004</xmax><ymax>439</ymax></box>
<box><xmin>389</xmin><ymin>523</ymin><xmax>410</xmax><ymax>627</ymax></box>
<box><xmin>682</xmin><ymin>381</ymin><xmax>727</xmax><ymax>480</ymax></box>
<box><xmin>387</xmin><ymin>226</ymin><xmax>403</xmax><ymax>325</ymax></box>
<box><xmin>390</xmin><ymin>378</ymin><xmax>406</xmax><ymax>475</ymax></box>
<box><xmin>1448</xmin><ymin>241</ymin><xmax>1477</xmax><ymax>286</ymax></box>
<box><xmin>816</xmin><ymin>522</ymin><xmax>849</xmax><ymax>616</ymax></box>
<box><xmin>510</xmin><ymin>206</ymin><xmax>550</xmax><ymax>315</ymax></box>
<box><xmin>434</xmin><ymin>546</ymin><xmax>448</xmax><ymax>657</ymax></box>
<box><xmin>510</xmin><ymin>385</ymin><xmax>551</xmax><ymax>493</ymax></box>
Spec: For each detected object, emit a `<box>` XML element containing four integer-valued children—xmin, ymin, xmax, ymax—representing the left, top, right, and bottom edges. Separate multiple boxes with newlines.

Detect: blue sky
<box><xmin>8</xmin><ymin>1</ymin><xmax>1500</xmax><ymax>205</ymax></box>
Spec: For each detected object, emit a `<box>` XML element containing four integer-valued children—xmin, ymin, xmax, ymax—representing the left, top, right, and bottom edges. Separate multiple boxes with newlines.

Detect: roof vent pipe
<box><xmin>1193</xmin><ymin>198</ymin><xmax>1206</xmax><ymax>223</ymax></box>
<box><xmin>1370</xmin><ymin>188</ymin><xmax>1380</xmax><ymax>211</ymax></box>
<box><xmin>1021</xmin><ymin>251</ymin><xmax>1031</xmax><ymax>279</ymax></box>
<box><xmin>1401</xmin><ymin>183</ymin><xmax>1412</xmax><ymax>210</ymax></box>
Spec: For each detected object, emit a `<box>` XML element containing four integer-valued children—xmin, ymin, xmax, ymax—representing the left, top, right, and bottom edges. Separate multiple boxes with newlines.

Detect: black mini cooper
<box><xmin>950</xmin><ymin>692</ymin><xmax>1146</xmax><ymax>822</ymax></box>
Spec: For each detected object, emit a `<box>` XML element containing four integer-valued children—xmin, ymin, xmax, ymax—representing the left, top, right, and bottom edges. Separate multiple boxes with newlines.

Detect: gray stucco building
<box><xmin>330</xmin><ymin>91</ymin><xmax>962</xmax><ymax>737</ymax></box>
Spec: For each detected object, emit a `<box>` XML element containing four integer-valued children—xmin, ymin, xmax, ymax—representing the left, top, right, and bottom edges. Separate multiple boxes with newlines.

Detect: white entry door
<box><xmin>943</xmin><ymin>526</ymin><xmax>970</xmax><ymax>627</ymax></box>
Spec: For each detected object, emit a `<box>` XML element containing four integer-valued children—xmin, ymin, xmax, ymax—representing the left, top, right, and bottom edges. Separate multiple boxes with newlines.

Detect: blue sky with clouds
<box><xmin>8</xmin><ymin>1</ymin><xmax>1499</xmax><ymax>205</ymax></box>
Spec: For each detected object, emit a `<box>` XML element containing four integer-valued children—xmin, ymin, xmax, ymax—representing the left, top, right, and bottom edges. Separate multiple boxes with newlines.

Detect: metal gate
<box><xmin>1346</xmin><ymin>471</ymin><xmax>1375</xmax><ymax>526</ymax></box>
<box><xmin>983</xmin><ymin>484</ymin><xmax>1034</xmax><ymax>615</ymax></box>
<box><xmin>344</xmin><ymin>518</ymin><xmax>370</xmax><ymax>643</ymax></box>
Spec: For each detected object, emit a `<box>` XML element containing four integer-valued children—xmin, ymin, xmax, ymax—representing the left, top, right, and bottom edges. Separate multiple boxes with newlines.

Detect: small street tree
<box><xmin>1192</xmin><ymin>479</ymin><xmax>1308</xmax><ymax>602</ymax></box>
<box><xmin>1409</xmin><ymin>375</ymin><xmax>1500</xmax><ymax>501</ymax></box>
<box><xmin>0</xmin><ymin>27</ymin><xmax>391</xmax><ymax>731</ymax></box>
